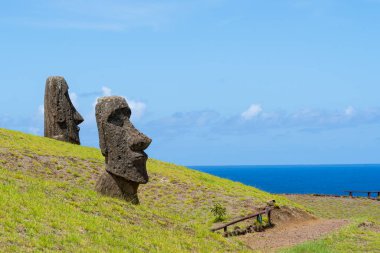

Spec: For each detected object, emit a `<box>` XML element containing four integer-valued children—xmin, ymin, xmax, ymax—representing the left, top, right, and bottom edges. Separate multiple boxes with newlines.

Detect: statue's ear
<box><xmin>99</xmin><ymin>122</ymin><xmax>108</xmax><ymax>157</ymax></box>
<box><xmin>56</xmin><ymin>105</ymin><xmax>65</xmax><ymax>123</ymax></box>
<box><xmin>53</xmin><ymin>84</ymin><xmax>66</xmax><ymax>124</ymax></box>
<box><xmin>96</xmin><ymin>105</ymin><xmax>108</xmax><ymax>158</ymax></box>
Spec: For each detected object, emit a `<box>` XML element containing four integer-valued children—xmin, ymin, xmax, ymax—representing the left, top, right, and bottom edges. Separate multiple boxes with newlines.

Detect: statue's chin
<box><xmin>133</xmin><ymin>160</ymin><xmax>149</xmax><ymax>184</ymax></box>
<box><xmin>128</xmin><ymin>165</ymin><xmax>149</xmax><ymax>184</ymax></box>
<box><xmin>68</xmin><ymin>134</ymin><xmax>80</xmax><ymax>145</ymax></box>
<box><xmin>106</xmin><ymin>165</ymin><xmax>149</xmax><ymax>184</ymax></box>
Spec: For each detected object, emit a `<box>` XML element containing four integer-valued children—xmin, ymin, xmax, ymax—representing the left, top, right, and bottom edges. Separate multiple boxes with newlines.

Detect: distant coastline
<box><xmin>190</xmin><ymin>163</ymin><xmax>380</xmax><ymax>168</ymax></box>
<box><xmin>190</xmin><ymin>164</ymin><xmax>380</xmax><ymax>196</ymax></box>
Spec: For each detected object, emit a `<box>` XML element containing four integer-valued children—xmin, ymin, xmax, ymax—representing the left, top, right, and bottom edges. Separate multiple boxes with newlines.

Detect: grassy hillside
<box><xmin>0</xmin><ymin>128</ymin><xmax>301</xmax><ymax>252</ymax></box>
<box><xmin>283</xmin><ymin>195</ymin><xmax>380</xmax><ymax>253</ymax></box>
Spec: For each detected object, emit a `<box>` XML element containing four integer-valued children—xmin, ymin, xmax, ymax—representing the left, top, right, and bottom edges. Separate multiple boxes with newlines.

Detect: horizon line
<box><xmin>188</xmin><ymin>163</ymin><xmax>380</xmax><ymax>168</ymax></box>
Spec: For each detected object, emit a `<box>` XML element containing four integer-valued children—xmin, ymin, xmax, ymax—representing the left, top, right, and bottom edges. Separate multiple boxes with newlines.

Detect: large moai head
<box><xmin>95</xmin><ymin>96</ymin><xmax>152</xmax><ymax>203</ymax></box>
<box><xmin>44</xmin><ymin>76</ymin><xmax>84</xmax><ymax>145</ymax></box>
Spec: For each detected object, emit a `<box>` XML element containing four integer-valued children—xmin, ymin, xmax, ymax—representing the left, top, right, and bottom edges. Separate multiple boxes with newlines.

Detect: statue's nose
<box><xmin>73</xmin><ymin>111</ymin><xmax>84</xmax><ymax>125</ymax></box>
<box><xmin>129</xmin><ymin>131</ymin><xmax>152</xmax><ymax>152</ymax></box>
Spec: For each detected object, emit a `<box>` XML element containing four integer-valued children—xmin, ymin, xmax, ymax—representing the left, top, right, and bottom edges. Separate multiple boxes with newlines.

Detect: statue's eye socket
<box><xmin>107</xmin><ymin>107</ymin><xmax>131</xmax><ymax>127</ymax></box>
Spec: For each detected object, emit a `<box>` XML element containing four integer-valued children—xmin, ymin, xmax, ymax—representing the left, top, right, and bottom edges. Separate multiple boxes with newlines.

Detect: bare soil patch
<box><xmin>238</xmin><ymin>207</ymin><xmax>348</xmax><ymax>252</ymax></box>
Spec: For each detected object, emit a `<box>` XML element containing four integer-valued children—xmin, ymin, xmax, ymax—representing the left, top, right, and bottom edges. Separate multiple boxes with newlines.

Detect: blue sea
<box><xmin>189</xmin><ymin>164</ymin><xmax>380</xmax><ymax>196</ymax></box>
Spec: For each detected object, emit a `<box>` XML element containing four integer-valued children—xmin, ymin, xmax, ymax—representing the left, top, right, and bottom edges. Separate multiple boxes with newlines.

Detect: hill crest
<box><xmin>0</xmin><ymin>128</ymin><xmax>304</xmax><ymax>252</ymax></box>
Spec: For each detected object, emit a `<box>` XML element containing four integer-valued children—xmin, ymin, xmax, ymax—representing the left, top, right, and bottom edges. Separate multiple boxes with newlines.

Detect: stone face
<box><xmin>95</xmin><ymin>96</ymin><xmax>152</xmax><ymax>203</ymax></box>
<box><xmin>44</xmin><ymin>76</ymin><xmax>84</xmax><ymax>144</ymax></box>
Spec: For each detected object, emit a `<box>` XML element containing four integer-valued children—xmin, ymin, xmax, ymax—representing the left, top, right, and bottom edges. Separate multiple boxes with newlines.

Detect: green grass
<box><xmin>282</xmin><ymin>195</ymin><xmax>380</xmax><ymax>253</ymax></box>
<box><xmin>0</xmin><ymin>128</ymin><xmax>304</xmax><ymax>252</ymax></box>
<box><xmin>0</xmin><ymin>167</ymin><xmax>242</xmax><ymax>252</ymax></box>
<box><xmin>4</xmin><ymin>128</ymin><xmax>378</xmax><ymax>252</ymax></box>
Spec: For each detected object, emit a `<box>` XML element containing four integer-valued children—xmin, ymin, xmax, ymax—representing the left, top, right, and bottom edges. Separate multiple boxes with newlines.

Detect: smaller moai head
<box><xmin>44</xmin><ymin>76</ymin><xmax>84</xmax><ymax>144</ymax></box>
<box><xmin>95</xmin><ymin>96</ymin><xmax>152</xmax><ymax>183</ymax></box>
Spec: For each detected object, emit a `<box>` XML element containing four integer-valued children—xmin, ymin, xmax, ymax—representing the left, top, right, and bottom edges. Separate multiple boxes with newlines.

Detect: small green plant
<box><xmin>211</xmin><ymin>203</ymin><xmax>226</xmax><ymax>222</ymax></box>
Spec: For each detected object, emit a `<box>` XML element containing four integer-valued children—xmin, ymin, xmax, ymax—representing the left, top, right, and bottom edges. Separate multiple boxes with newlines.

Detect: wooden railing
<box><xmin>344</xmin><ymin>191</ymin><xmax>380</xmax><ymax>199</ymax></box>
<box><xmin>210</xmin><ymin>206</ymin><xmax>272</xmax><ymax>232</ymax></box>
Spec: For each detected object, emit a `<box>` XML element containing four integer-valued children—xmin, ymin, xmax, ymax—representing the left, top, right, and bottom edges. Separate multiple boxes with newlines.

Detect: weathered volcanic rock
<box><xmin>95</xmin><ymin>96</ymin><xmax>152</xmax><ymax>204</ymax></box>
<box><xmin>44</xmin><ymin>76</ymin><xmax>84</xmax><ymax>144</ymax></box>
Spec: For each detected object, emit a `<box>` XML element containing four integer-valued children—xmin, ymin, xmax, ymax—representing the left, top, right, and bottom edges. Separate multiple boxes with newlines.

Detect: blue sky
<box><xmin>1</xmin><ymin>0</ymin><xmax>380</xmax><ymax>165</ymax></box>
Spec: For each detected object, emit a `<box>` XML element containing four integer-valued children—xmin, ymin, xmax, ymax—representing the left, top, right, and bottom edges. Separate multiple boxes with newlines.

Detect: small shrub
<box><xmin>211</xmin><ymin>203</ymin><xmax>226</xmax><ymax>222</ymax></box>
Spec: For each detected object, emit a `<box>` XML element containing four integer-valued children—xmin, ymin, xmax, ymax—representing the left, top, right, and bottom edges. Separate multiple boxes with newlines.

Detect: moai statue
<box><xmin>44</xmin><ymin>76</ymin><xmax>84</xmax><ymax>145</ymax></box>
<box><xmin>95</xmin><ymin>96</ymin><xmax>152</xmax><ymax>204</ymax></box>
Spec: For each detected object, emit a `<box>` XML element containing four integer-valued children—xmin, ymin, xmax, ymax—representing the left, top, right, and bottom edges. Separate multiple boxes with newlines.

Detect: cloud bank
<box><xmin>2</xmin><ymin>101</ymin><xmax>380</xmax><ymax>147</ymax></box>
<box><xmin>143</xmin><ymin>105</ymin><xmax>380</xmax><ymax>139</ymax></box>
<box><xmin>241</xmin><ymin>104</ymin><xmax>262</xmax><ymax>120</ymax></box>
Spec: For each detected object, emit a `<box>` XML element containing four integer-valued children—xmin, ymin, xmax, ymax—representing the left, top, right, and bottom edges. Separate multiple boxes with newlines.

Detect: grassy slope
<box><xmin>283</xmin><ymin>195</ymin><xmax>380</xmax><ymax>253</ymax></box>
<box><xmin>0</xmin><ymin>128</ymin><xmax>301</xmax><ymax>252</ymax></box>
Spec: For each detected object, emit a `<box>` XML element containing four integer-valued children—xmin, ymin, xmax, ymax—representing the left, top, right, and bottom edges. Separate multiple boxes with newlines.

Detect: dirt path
<box><xmin>239</xmin><ymin>218</ymin><xmax>348</xmax><ymax>252</ymax></box>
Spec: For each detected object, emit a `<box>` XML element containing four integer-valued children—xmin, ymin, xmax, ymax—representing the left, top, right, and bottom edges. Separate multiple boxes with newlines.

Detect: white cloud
<box><xmin>128</xmin><ymin>100</ymin><xmax>147</xmax><ymax>120</ymax></box>
<box><xmin>32</xmin><ymin>105</ymin><xmax>45</xmax><ymax>124</ymax></box>
<box><xmin>38</xmin><ymin>104</ymin><xmax>44</xmax><ymax>117</ymax></box>
<box><xmin>143</xmin><ymin>105</ymin><xmax>380</xmax><ymax>138</ymax></box>
<box><xmin>70</xmin><ymin>92</ymin><xmax>78</xmax><ymax>107</ymax></box>
<box><xmin>241</xmin><ymin>104</ymin><xmax>262</xmax><ymax>120</ymax></box>
<box><xmin>100</xmin><ymin>86</ymin><xmax>147</xmax><ymax>119</ymax></box>
<box><xmin>86</xmin><ymin>87</ymin><xmax>112</xmax><ymax>124</ymax></box>
<box><xmin>90</xmin><ymin>86</ymin><xmax>112</xmax><ymax>112</ymax></box>
<box><xmin>345</xmin><ymin>106</ymin><xmax>355</xmax><ymax>117</ymax></box>
<box><xmin>101</xmin><ymin>86</ymin><xmax>112</xmax><ymax>96</ymax></box>
<box><xmin>86</xmin><ymin>87</ymin><xmax>146</xmax><ymax>122</ymax></box>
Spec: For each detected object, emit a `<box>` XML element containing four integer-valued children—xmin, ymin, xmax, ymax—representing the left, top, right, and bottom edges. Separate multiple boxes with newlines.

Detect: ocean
<box><xmin>189</xmin><ymin>164</ymin><xmax>380</xmax><ymax>196</ymax></box>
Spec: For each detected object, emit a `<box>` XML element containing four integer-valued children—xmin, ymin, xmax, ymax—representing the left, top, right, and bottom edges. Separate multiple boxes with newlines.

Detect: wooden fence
<box><xmin>211</xmin><ymin>206</ymin><xmax>272</xmax><ymax>232</ymax></box>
